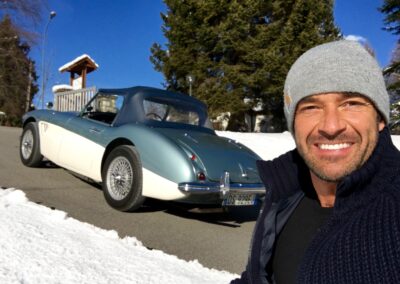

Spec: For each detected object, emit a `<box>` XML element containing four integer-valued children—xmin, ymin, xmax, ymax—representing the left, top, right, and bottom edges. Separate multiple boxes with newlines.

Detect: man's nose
<box><xmin>318</xmin><ymin>106</ymin><xmax>346</xmax><ymax>137</ymax></box>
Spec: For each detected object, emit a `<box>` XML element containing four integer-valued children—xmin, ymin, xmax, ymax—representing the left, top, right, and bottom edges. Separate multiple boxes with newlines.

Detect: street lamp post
<box><xmin>186</xmin><ymin>75</ymin><xmax>194</xmax><ymax>96</ymax></box>
<box><xmin>40</xmin><ymin>11</ymin><xmax>56</xmax><ymax>109</ymax></box>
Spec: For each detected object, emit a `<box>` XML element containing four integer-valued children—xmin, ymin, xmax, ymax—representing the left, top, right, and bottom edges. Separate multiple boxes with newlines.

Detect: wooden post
<box><xmin>70</xmin><ymin>72</ymin><xmax>74</xmax><ymax>86</ymax></box>
<box><xmin>82</xmin><ymin>67</ymin><xmax>87</xmax><ymax>88</ymax></box>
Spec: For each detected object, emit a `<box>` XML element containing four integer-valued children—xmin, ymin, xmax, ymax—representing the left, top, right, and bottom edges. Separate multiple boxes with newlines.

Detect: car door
<box><xmin>57</xmin><ymin>93</ymin><xmax>123</xmax><ymax>181</ymax></box>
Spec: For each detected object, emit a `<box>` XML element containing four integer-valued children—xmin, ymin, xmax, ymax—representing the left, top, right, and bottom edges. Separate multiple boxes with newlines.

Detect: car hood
<box><xmin>155</xmin><ymin>128</ymin><xmax>262</xmax><ymax>183</ymax></box>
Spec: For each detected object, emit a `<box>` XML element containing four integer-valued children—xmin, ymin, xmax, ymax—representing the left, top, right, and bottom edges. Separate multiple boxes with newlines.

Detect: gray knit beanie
<box><xmin>283</xmin><ymin>40</ymin><xmax>389</xmax><ymax>134</ymax></box>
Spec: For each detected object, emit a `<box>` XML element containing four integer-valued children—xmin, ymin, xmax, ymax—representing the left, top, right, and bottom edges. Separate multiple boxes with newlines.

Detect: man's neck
<box><xmin>310</xmin><ymin>171</ymin><xmax>337</xmax><ymax>208</ymax></box>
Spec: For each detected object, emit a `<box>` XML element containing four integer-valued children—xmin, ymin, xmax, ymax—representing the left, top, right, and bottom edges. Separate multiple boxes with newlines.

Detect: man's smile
<box><xmin>317</xmin><ymin>143</ymin><xmax>352</xmax><ymax>150</ymax></box>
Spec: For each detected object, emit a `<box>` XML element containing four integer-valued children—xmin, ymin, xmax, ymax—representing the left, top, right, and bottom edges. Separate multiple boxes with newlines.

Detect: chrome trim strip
<box><xmin>178</xmin><ymin>171</ymin><xmax>265</xmax><ymax>197</ymax></box>
<box><xmin>178</xmin><ymin>182</ymin><xmax>265</xmax><ymax>195</ymax></box>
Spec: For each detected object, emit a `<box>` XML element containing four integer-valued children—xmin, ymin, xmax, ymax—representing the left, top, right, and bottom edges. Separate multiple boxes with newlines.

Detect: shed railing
<box><xmin>54</xmin><ymin>86</ymin><xmax>97</xmax><ymax>112</ymax></box>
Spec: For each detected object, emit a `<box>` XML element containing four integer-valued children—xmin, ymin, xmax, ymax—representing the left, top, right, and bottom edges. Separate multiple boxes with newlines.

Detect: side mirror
<box><xmin>46</xmin><ymin>102</ymin><xmax>54</xmax><ymax>109</ymax></box>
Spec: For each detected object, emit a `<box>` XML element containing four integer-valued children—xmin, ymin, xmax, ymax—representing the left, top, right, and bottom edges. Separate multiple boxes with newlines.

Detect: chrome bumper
<box><xmin>178</xmin><ymin>172</ymin><xmax>265</xmax><ymax>197</ymax></box>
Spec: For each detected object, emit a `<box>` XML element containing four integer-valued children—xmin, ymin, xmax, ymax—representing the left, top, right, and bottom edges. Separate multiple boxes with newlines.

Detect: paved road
<box><xmin>0</xmin><ymin>126</ymin><xmax>261</xmax><ymax>274</ymax></box>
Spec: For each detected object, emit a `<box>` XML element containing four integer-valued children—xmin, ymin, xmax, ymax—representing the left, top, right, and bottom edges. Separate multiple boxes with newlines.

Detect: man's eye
<box><xmin>301</xmin><ymin>105</ymin><xmax>319</xmax><ymax>111</ymax></box>
<box><xmin>297</xmin><ymin>105</ymin><xmax>320</xmax><ymax>115</ymax></box>
<box><xmin>344</xmin><ymin>101</ymin><xmax>361</xmax><ymax>106</ymax></box>
<box><xmin>341</xmin><ymin>101</ymin><xmax>369</xmax><ymax>110</ymax></box>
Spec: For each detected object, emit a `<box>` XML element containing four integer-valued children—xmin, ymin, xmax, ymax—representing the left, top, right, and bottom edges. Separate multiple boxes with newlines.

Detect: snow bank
<box><xmin>0</xmin><ymin>188</ymin><xmax>237</xmax><ymax>284</ymax></box>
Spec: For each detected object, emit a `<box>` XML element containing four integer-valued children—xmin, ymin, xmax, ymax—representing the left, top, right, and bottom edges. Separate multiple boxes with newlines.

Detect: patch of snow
<box><xmin>217</xmin><ymin>131</ymin><xmax>296</xmax><ymax>160</ymax></box>
<box><xmin>59</xmin><ymin>54</ymin><xmax>99</xmax><ymax>72</ymax></box>
<box><xmin>0</xmin><ymin>188</ymin><xmax>237</xmax><ymax>284</ymax></box>
<box><xmin>52</xmin><ymin>84</ymin><xmax>74</xmax><ymax>93</ymax></box>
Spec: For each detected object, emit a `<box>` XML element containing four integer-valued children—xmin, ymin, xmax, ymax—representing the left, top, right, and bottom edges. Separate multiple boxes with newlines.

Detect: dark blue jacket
<box><xmin>232</xmin><ymin>128</ymin><xmax>400</xmax><ymax>283</ymax></box>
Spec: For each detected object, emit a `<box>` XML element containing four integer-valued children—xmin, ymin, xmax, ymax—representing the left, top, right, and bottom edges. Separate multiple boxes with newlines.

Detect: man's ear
<box><xmin>379</xmin><ymin>120</ymin><xmax>385</xmax><ymax>131</ymax></box>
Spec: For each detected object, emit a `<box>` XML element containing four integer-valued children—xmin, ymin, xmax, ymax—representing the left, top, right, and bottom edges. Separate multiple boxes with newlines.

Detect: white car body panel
<box><xmin>38</xmin><ymin>121</ymin><xmax>63</xmax><ymax>164</ymax></box>
<box><xmin>39</xmin><ymin>121</ymin><xmax>104</xmax><ymax>181</ymax></box>
<box><xmin>142</xmin><ymin>168</ymin><xmax>185</xmax><ymax>200</ymax></box>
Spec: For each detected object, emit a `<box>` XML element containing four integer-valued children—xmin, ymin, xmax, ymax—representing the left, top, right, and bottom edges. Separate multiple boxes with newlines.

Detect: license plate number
<box><xmin>222</xmin><ymin>193</ymin><xmax>256</xmax><ymax>206</ymax></box>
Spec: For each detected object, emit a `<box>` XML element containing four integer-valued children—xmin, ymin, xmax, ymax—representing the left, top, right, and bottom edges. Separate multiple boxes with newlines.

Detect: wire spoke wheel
<box><xmin>102</xmin><ymin>145</ymin><xmax>144</xmax><ymax>211</ymax></box>
<box><xmin>106</xmin><ymin>156</ymin><xmax>133</xmax><ymax>200</ymax></box>
<box><xmin>20</xmin><ymin>122</ymin><xmax>43</xmax><ymax>167</ymax></box>
<box><xmin>21</xmin><ymin>129</ymin><xmax>34</xmax><ymax>160</ymax></box>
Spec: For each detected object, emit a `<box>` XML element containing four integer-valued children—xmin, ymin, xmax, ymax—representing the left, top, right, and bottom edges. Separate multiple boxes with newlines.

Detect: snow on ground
<box><xmin>216</xmin><ymin>131</ymin><xmax>296</xmax><ymax>160</ymax></box>
<box><xmin>0</xmin><ymin>189</ymin><xmax>235</xmax><ymax>284</ymax></box>
<box><xmin>1</xmin><ymin>131</ymin><xmax>400</xmax><ymax>284</ymax></box>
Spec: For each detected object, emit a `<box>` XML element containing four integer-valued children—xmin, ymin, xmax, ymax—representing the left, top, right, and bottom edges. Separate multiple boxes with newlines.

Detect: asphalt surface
<box><xmin>0</xmin><ymin>126</ymin><xmax>261</xmax><ymax>275</ymax></box>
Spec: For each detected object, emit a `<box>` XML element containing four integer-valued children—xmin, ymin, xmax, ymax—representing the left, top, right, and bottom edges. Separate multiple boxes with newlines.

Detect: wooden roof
<box><xmin>59</xmin><ymin>54</ymin><xmax>98</xmax><ymax>74</ymax></box>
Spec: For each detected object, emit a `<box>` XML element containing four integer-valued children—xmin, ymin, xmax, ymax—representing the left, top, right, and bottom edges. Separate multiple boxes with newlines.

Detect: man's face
<box><xmin>294</xmin><ymin>93</ymin><xmax>385</xmax><ymax>183</ymax></box>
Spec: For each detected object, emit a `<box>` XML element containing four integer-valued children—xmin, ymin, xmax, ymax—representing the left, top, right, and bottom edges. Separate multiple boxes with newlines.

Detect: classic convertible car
<box><xmin>20</xmin><ymin>86</ymin><xmax>265</xmax><ymax>211</ymax></box>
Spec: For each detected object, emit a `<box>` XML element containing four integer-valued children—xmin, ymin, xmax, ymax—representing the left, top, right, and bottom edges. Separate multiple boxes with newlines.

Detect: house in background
<box><xmin>52</xmin><ymin>54</ymin><xmax>99</xmax><ymax>111</ymax></box>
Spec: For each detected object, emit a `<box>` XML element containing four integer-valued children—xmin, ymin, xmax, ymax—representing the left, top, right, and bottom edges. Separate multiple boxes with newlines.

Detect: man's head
<box><xmin>284</xmin><ymin>40</ymin><xmax>389</xmax><ymax>183</ymax></box>
<box><xmin>284</xmin><ymin>40</ymin><xmax>389</xmax><ymax>134</ymax></box>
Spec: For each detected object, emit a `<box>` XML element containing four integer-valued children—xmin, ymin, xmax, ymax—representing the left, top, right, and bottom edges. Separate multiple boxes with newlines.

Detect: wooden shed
<box><xmin>58</xmin><ymin>54</ymin><xmax>98</xmax><ymax>89</ymax></box>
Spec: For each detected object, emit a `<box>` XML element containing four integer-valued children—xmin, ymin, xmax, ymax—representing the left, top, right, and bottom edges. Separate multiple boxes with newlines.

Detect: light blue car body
<box><xmin>23</xmin><ymin>86</ymin><xmax>265</xmax><ymax>205</ymax></box>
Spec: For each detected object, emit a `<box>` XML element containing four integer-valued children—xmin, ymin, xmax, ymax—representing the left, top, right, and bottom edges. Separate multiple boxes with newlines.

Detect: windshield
<box><xmin>81</xmin><ymin>93</ymin><xmax>124</xmax><ymax>125</ymax></box>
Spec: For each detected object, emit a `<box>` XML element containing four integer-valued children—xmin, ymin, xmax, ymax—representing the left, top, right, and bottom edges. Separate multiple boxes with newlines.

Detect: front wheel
<box><xmin>20</xmin><ymin>122</ymin><xmax>43</xmax><ymax>167</ymax></box>
<box><xmin>102</xmin><ymin>145</ymin><xmax>145</xmax><ymax>211</ymax></box>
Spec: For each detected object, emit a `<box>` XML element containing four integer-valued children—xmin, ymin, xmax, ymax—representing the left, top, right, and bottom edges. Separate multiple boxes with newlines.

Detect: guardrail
<box><xmin>54</xmin><ymin>86</ymin><xmax>97</xmax><ymax>112</ymax></box>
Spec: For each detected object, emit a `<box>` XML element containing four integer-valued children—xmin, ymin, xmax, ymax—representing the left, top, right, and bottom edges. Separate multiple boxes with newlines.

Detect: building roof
<box><xmin>58</xmin><ymin>54</ymin><xmax>99</xmax><ymax>74</ymax></box>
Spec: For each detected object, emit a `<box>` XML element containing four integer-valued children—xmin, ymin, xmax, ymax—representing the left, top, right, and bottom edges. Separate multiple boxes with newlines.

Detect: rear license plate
<box><xmin>222</xmin><ymin>193</ymin><xmax>256</xmax><ymax>206</ymax></box>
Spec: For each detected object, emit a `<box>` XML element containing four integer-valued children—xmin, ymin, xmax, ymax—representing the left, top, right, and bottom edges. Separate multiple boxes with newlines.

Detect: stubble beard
<box><xmin>297</xmin><ymin>134</ymin><xmax>379</xmax><ymax>183</ymax></box>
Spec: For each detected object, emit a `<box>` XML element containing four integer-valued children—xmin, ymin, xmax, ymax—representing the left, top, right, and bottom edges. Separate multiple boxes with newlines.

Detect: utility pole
<box><xmin>25</xmin><ymin>61</ymin><xmax>32</xmax><ymax>112</ymax></box>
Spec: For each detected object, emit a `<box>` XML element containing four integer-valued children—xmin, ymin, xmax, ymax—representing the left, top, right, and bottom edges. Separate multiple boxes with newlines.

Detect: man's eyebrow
<box><xmin>342</xmin><ymin>93</ymin><xmax>366</xmax><ymax>99</ymax></box>
<box><xmin>298</xmin><ymin>96</ymin><xmax>319</xmax><ymax>103</ymax></box>
<box><xmin>299</xmin><ymin>93</ymin><xmax>369</xmax><ymax>103</ymax></box>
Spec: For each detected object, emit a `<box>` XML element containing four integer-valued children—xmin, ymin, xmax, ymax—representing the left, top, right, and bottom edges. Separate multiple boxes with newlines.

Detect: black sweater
<box><xmin>233</xmin><ymin>128</ymin><xmax>400</xmax><ymax>283</ymax></box>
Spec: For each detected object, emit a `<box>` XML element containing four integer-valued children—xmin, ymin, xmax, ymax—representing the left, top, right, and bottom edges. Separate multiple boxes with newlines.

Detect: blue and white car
<box><xmin>20</xmin><ymin>86</ymin><xmax>265</xmax><ymax>211</ymax></box>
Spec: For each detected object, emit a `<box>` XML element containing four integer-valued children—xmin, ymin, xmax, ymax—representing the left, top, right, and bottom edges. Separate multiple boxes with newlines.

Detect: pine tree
<box><xmin>379</xmin><ymin>0</ymin><xmax>400</xmax><ymax>35</ymax></box>
<box><xmin>386</xmin><ymin>43</ymin><xmax>400</xmax><ymax>100</ymax></box>
<box><xmin>151</xmin><ymin>0</ymin><xmax>340</xmax><ymax>131</ymax></box>
<box><xmin>257</xmin><ymin>0</ymin><xmax>340</xmax><ymax>130</ymax></box>
<box><xmin>380</xmin><ymin>0</ymin><xmax>400</xmax><ymax>102</ymax></box>
<box><xmin>0</xmin><ymin>16</ymin><xmax>38</xmax><ymax>126</ymax></box>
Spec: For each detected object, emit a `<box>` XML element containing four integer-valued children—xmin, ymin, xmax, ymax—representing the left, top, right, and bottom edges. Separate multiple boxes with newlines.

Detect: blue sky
<box><xmin>30</xmin><ymin>0</ymin><xmax>398</xmax><ymax>107</ymax></box>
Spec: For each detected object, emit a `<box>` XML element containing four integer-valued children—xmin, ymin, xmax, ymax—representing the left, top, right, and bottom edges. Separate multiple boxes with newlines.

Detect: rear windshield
<box><xmin>143</xmin><ymin>99</ymin><xmax>212</xmax><ymax>129</ymax></box>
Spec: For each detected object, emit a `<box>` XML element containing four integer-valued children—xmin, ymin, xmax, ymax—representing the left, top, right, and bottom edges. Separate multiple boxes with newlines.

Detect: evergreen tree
<box><xmin>0</xmin><ymin>0</ymin><xmax>45</xmax><ymax>43</ymax></box>
<box><xmin>151</xmin><ymin>0</ymin><xmax>340</xmax><ymax>131</ymax></box>
<box><xmin>0</xmin><ymin>16</ymin><xmax>38</xmax><ymax>126</ymax></box>
<box><xmin>379</xmin><ymin>0</ymin><xmax>400</xmax><ymax>35</ymax></box>
<box><xmin>247</xmin><ymin>0</ymin><xmax>339</xmax><ymax>130</ymax></box>
<box><xmin>386</xmin><ymin>43</ymin><xmax>400</xmax><ymax>101</ymax></box>
<box><xmin>379</xmin><ymin>0</ymin><xmax>400</xmax><ymax>124</ymax></box>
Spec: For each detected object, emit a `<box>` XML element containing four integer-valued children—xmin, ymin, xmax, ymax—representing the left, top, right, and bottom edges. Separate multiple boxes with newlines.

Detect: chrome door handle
<box><xmin>89</xmin><ymin>127</ymin><xmax>101</xmax><ymax>134</ymax></box>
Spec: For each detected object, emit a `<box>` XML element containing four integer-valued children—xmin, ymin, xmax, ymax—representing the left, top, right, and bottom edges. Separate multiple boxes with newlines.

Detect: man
<box><xmin>233</xmin><ymin>40</ymin><xmax>400</xmax><ymax>283</ymax></box>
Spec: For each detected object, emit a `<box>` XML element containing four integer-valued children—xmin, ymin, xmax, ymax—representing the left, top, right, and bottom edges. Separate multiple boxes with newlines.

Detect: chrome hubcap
<box><xmin>21</xmin><ymin>129</ymin><xmax>33</xmax><ymax>160</ymax></box>
<box><xmin>106</xmin><ymin>156</ymin><xmax>133</xmax><ymax>200</ymax></box>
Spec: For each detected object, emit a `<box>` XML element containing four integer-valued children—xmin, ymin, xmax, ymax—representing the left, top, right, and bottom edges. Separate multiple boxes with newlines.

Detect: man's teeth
<box><xmin>319</xmin><ymin>143</ymin><xmax>351</xmax><ymax>150</ymax></box>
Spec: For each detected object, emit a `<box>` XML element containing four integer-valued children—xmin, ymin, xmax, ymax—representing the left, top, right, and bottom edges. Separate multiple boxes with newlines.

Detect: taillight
<box><xmin>197</xmin><ymin>172</ymin><xmax>206</xmax><ymax>181</ymax></box>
